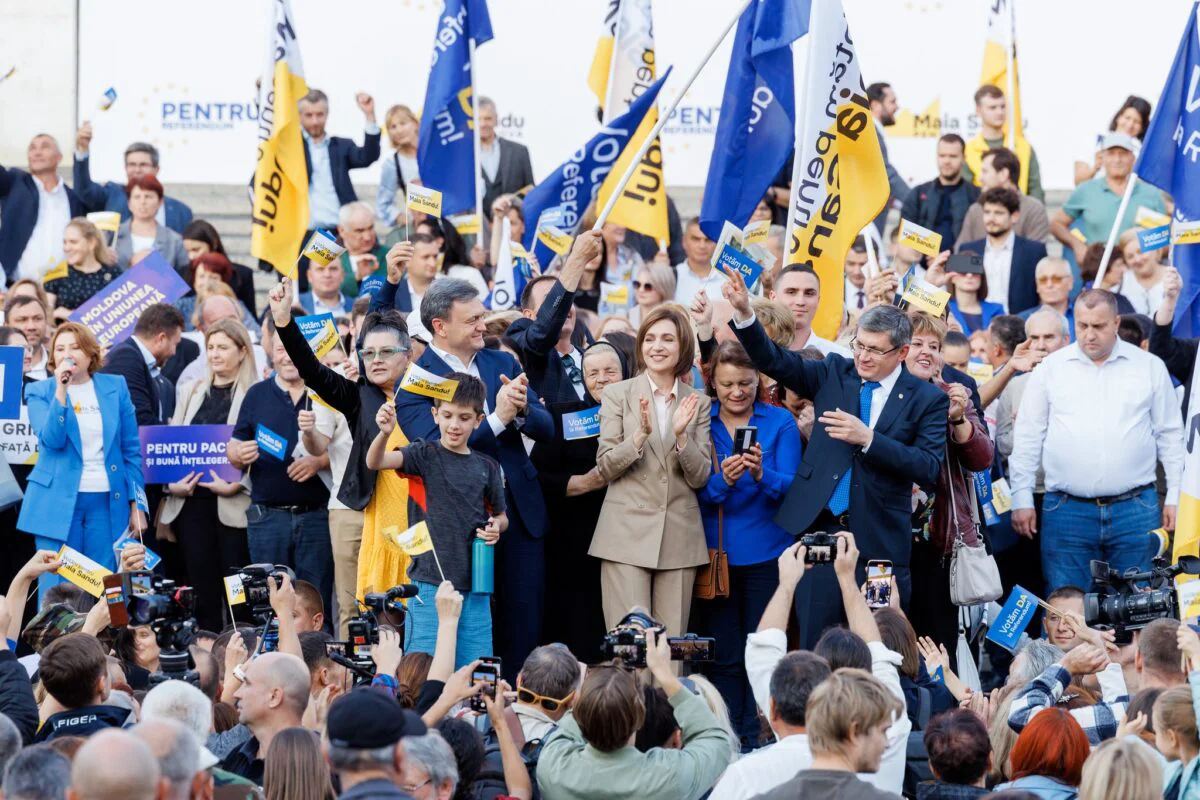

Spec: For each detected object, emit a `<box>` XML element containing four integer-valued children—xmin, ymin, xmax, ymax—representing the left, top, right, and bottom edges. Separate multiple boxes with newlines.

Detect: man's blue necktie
<box><xmin>827</xmin><ymin>380</ymin><xmax>881</xmax><ymax>516</ymax></box>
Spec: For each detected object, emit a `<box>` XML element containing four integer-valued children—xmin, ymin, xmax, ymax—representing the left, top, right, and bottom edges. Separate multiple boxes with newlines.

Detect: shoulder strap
<box><xmin>710</xmin><ymin>444</ymin><xmax>723</xmax><ymax>551</ymax></box>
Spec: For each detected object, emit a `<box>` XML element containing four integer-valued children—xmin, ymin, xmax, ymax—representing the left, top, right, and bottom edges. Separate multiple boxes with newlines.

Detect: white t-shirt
<box><xmin>130</xmin><ymin>233</ymin><xmax>156</xmax><ymax>256</ymax></box>
<box><xmin>314</xmin><ymin>401</ymin><xmax>353</xmax><ymax>511</ymax></box>
<box><xmin>1119</xmin><ymin>270</ymin><xmax>1165</xmax><ymax>317</ymax></box>
<box><xmin>68</xmin><ymin>380</ymin><xmax>110</xmax><ymax>492</ymax></box>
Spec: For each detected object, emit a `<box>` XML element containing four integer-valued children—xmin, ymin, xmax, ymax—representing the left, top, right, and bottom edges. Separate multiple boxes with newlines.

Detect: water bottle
<box><xmin>472</xmin><ymin>537</ymin><xmax>494</xmax><ymax>594</ymax></box>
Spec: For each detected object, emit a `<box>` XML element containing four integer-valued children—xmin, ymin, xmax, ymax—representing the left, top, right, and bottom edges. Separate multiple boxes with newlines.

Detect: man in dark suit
<box><xmin>294</xmin><ymin>88</ymin><xmax>381</xmax><ymax>291</ymax></box>
<box><xmin>478</xmin><ymin>97</ymin><xmax>535</xmax><ymax>213</ymax></box>
<box><xmin>72</xmin><ymin>123</ymin><xmax>193</xmax><ymax>233</ymax></box>
<box><xmin>505</xmin><ymin>231</ymin><xmax>602</xmax><ymax>403</ymax></box>
<box><xmin>957</xmin><ymin>186</ymin><xmax>1048</xmax><ymax>316</ymax></box>
<box><xmin>101</xmin><ymin>303</ymin><xmax>185</xmax><ymax>427</ymax></box>
<box><xmin>723</xmin><ymin>270</ymin><xmax>949</xmax><ymax>648</ymax></box>
<box><xmin>0</xmin><ymin>134</ymin><xmax>85</xmax><ymax>286</ymax></box>
<box><xmin>393</xmin><ymin>278</ymin><xmax>554</xmax><ymax>680</ymax></box>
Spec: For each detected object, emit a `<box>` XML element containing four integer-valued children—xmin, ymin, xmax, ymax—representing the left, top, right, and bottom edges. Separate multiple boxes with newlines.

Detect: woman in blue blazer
<box><xmin>947</xmin><ymin>270</ymin><xmax>1005</xmax><ymax>334</ymax></box>
<box><xmin>696</xmin><ymin>340</ymin><xmax>802</xmax><ymax>750</ymax></box>
<box><xmin>17</xmin><ymin>322</ymin><xmax>147</xmax><ymax>595</ymax></box>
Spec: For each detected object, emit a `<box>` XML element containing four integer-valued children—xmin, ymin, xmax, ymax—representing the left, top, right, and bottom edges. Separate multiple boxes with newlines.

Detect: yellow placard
<box><xmin>990</xmin><ymin>477</ymin><xmax>1013</xmax><ymax>514</ymax></box>
<box><xmin>1136</xmin><ymin>206</ymin><xmax>1171</xmax><ymax>229</ymax></box>
<box><xmin>538</xmin><ymin>226</ymin><xmax>574</xmax><ymax>256</ymax></box>
<box><xmin>511</xmin><ymin>242</ymin><xmax>529</xmax><ymax>259</ymax></box>
<box><xmin>901</xmin><ymin>280</ymin><xmax>951</xmax><ymax>318</ymax></box>
<box><xmin>743</xmin><ymin>219</ymin><xmax>770</xmax><ymax>246</ymax></box>
<box><xmin>603</xmin><ymin>283</ymin><xmax>630</xmax><ymax>307</ymax></box>
<box><xmin>308</xmin><ymin>389</ymin><xmax>337</xmax><ymax>413</ymax></box>
<box><xmin>224</xmin><ymin>574</ymin><xmax>246</xmax><ymax>606</ymax></box>
<box><xmin>302</xmin><ymin>231</ymin><xmax>346</xmax><ymax>268</ymax></box>
<box><xmin>966</xmin><ymin>360</ymin><xmax>994</xmax><ymax>384</ymax></box>
<box><xmin>407</xmin><ymin>185</ymin><xmax>443</xmax><ymax>218</ymax></box>
<box><xmin>55</xmin><ymin>545</ymin><xmax>111</xmax><ymax>598</ymax></box>
<box><xmin>1176</xmin><ymin>220</ymin><xmax>1200</xmax><ymax>246</ymax></box>
<box><xmin>41</xmin><ymin>260</ymin><xmax>69</xmax><ymax>284</ymax></box>
<box><xmin>1178</xmin><ymin>578</ymin><xmax>1200</xmax><ymax>624</ymax></box>
<box><xmin>450</xmin><ymin>214</ymin><xmax>481</xmax><ymax>236</ymax></box>
<box><xmin>399</xmin><ymin>363</ymin><xmax>459</xmax><ymax>402</ymax></box>
<box><xmin>386</xmin><ymin>521</ymin><xmax>434</xmax><ymax>556</ymax></box>
<box><xmin>898</xmin><ymin>219</ymin><xmax>943</xmax><ymax>258</ymax></box>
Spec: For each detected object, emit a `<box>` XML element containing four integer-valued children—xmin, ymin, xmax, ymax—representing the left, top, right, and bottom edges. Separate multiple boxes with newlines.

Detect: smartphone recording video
<box><xmin>866</xmin><ymin>560</ymin><xmax>893</xmax><ymax>609</ymax></box>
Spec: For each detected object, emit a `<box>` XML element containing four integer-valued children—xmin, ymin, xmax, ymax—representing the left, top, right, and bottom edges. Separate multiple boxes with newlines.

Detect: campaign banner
<box><xmin>966</xmin><ymin>360</ymin><xmax>994</xmax><ymax>384</ymax></box>
<box><xmin>301</xmin><ymin>230</ymin><xmax>345</xmax><ymax>268</ymax></box>
<box><xmin>69</xmin><ymin>252</ymin><xmax>190</xmax><ymax>351</ymax></box>
<box><xmin>450</xmin><ymin>213</ymin><xmax>481</xmax><ymax>236</ymax></box>
<box><xmin>537</xmin><ymin>225</ymin><xmax>573</xmax><ymax>256</ymax></box>
<box><xmin>255</xmin><ymin>424</ymin><xmax>288</xmax><ymax>461</ymax></box>
<box><xmin>900</xmin><ymin>279</ymin><xmax>951</xmax><ymax>318</ymax></box>
<box><xmin>898</xmin><ymin>219</ymin><xmax>943</xmax><ymax>258</ymax></box>
<box><xmin>562</xmin><ymin>407</ymin><xmax>601</xmax><ymax>440</ymax></box>
<box><xmin>985</xmin><ymin>584</ymin><xmax>1039</xmax><ymax>651</ymax></box>
<box><xmin>97</xmin><ymin>87</ymin><xmax>118</xmax><ymax>110</ymax></box>
<box><xmin>295</xmin><ymin>313</ymin><xmax>339</xmax><ymax>358</ymax></box>
<box><xmin>86</xmin><ymin>211</ymin><xmax>121</xmax><ymax>248</ymax></box>
<box><xmin>598</xmin><ymin>281</ymin><xmax>632</xmax><ymax>317</ymax></box>
<box><xmin>224</xmin><ymin>574</ymin><xmax>246</xmax><ymax>605</ymax></box>
<box><xmin>716</xmin><ymin>244</ymin><xmax>764</xmax><ymax>289</ymax></box>
<box><xmin>407</xmin><ymin>184</ymin><xmax>443</xmax><ymax>217</ymax></box>
<box><xmin>1138</xmin><ymin>224</ymin><xmax>1171</xmax><ymax>253</ymax></box>
<box><xmin>0</xmin><ymin>346</ymin><xmax>22</xmax><ymax>419</ymax></box>
<box><xmin>139</xmin><ymin>424</ymin><xmax>239</xmax><ymax>484</ymax></box>
<box><xmin>1178</xmin><ymin>578</ymin><xmax>1200</xmax><ymax>624</ymax></box>
<box><xmin>742</xmin><ymin>219</ymin><xmax>770</xmax><ymax>246</ymax></box>
<box><xmin>56</xmin><ymin>544</ymin><xmax>112</xmax><ymax>598</ymax></box>
<box><xmin>0</xmin><ymin>407</ymin><xmax>38</xmax><ymax>465</ymax></box>
<box><xmin>537</xmin><ymin>207</ymin><xmax>566</xmax><ymax>229</ymax></box>
<box><xmin>1136</xmin><ymin>206</ymin><xmax>1172</xmax><ymax>228</ymax></box>
<box><xmin>1176</xmin><ymin>219</ymin><xmax>1200</xmax><ymax>246</ymax></box>
<box><xmin>399</xmin><ymin>363</ymin><xmax>459</xmax><ymax>401</ymax></box>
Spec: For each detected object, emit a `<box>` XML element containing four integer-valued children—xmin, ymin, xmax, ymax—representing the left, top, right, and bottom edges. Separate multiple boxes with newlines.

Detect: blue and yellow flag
<box><xmin>417</xmin><ymin>0</ymin><xmax>493</xmax><ymax>219</ymax></box>
<box><xmin>250</xmin><ymin>0</ymin><xmax>309</xmax><ymax>277</ymax></box>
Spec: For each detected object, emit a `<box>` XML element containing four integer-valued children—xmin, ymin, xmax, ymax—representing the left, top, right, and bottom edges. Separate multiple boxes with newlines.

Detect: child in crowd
<box><xmin>366</xmin><ymin>373</ymin><xmax>507</xmax><ymax>665</ymax></box>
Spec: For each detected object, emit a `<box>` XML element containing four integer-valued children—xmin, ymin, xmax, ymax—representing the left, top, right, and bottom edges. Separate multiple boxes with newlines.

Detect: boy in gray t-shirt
<box><xmin>367</xmin><ymin>372</ymin><xmax>507</xmax><ymax>661</ymax></box>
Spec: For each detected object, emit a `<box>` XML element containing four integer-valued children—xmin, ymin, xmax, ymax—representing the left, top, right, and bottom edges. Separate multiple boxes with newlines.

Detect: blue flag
<box><xmin>698</xmin><ymin>0</ymin><xmax>804</xmax><ymax>241</ymax></box>
<box><xmin>417</xmin><ymin>0</ymin><xmax>494</xmax><ymax>218</ymax></box>
<box><xmin>522</xmin><ymin>70</ymin><xmax>671</xmax><ymax>267</ymax></box>
<box><xmin>986</xmin><ymin>584</ymin><xmax>1039</xmax><ymax>652</ymax></box>
<box><xmin>1134</xmin><ymin>3</ymin><xmax>1200</xmax><ymax>334</ymax></box>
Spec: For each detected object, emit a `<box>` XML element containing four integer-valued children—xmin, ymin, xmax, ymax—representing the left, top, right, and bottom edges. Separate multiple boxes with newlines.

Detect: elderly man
<box><xmin>73</xmin><ymin>125</ymin><xmax>192</xmax><ymax>232</ymax></box>
<box><xmin>220</xmin><ymin>652</ymin><xmax>310</xmax><ymax>784</ymax></box>
<box><xmin>4</xmin><ymin>744</ymin><xmax>72</xmax><ymax>800</ymax></box>
<box><xmin>133</xmin><ymin>719</ymin><xmax>213</xmax><ymax>800</ymax></box>
<box><xmin>478</xmin><ymin>97</ymin><xmax>535</xmax><ymax>213</ymax></box>
<box><xmin>1016</xmin><ymin>257</ymin><xmax>1076</xmax><ymax>339</ymax></box>
<box><xmin>0</xmin><ymin>134</ymin><xmax>86</xmax><ymax>284</ymax></box>
<box><xmin>67</xmin><ymin>729</ymin><xmax>164</xmax><ymax>800</ymax></box>
<box><xmin>336</xmin><ymin>201</ymin><xmax>389</xmax><ymax>297</ymax></box>
<box><xmin>323</xmin><ymin>689</ymin><xmax>426</xmax><ymax>800</ymax></box>
<box><xmin>724</xmin><ymin>268</ymin><xmax>948</xmax><ymax>648</ymax></box>
<box><xmin>1011</xmin><ymin>290</ymin><xmax>1184</xmax><ymax>592</ymax></box>
<box><xmin>673</xmin><ymin>218</ymin><xmax>723</xmax><ymax>304</ymax></box>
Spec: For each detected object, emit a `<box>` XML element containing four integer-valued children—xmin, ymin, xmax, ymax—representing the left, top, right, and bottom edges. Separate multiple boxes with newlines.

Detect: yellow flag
<box><xmin>387</xmin><ymin>521</ymin><xmax>434</xmax><ymax>556</ymax></box>
<box><xmin>250</xmin><ymin>0</ymin><xmax>309</xmax><ymax>278</ymax></box>
<box><xmin>590</xmin><ymin>0</ymin><xmax>669</xmax><ymax>243</ymax></box>
<box><xmin>784</xmin><ymin>0</ymin><xmax>889</xmax><ymax>339</ymax></box>
<box><xmin>970</xmin><ymin>0</ymin><xmax>1032</xmax><ymax>193</ymax></box>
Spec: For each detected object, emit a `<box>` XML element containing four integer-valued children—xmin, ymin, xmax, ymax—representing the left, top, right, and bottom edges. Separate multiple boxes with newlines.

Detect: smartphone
<box><xmin>471</xmin><ymin>656</ymin><xmax>502</xmax><ymax>713</ymax></box>
<box><xmin>667</xmin><ymin>635</ymin><xmax>716</xmax><ymax>662</ymax></box>
<box><xmin>102</xmin><ymin>574</ymin><xmax>131</xmax><ymax>627</ymax></box>
<box><xmin>732</xmin><ymin>426</ymin><xmax>758</xmax><ymax>455</ymax></box>
<box><xmin>866</xmin><ymin>560</ymin><xmax>893</xmax><ymax>609</ymax></box>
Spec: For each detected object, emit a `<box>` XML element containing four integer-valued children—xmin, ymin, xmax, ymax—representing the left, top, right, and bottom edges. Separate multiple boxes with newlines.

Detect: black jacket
<box><xmin>1151</xmin><ymin>320</ymin><xmax>1197</xmax><ymax>419</ymax></box>
<box><xmin>900</xmin><ymin>178</ymin><xmax>980</xmax><ymax>247</ymax></box>
<box><xmin>481</xmin><ymin>138</ymin><xmax>535</xmax><ymax>213</ymax></box>
<box><xmin>303</xmin><ymin>133</ymin><xmax>382</xmax><ymax>208</ymax></box>
<box><xmin>34</xmin><ymin>703</ymin><xmax>134</xmax><ymax>742</ymax></box>
<box><xmin>277</xmin><ymin>319</ymin><xmax>388</xmax><ymax>510</ymax></box>
<box><xmin>0</xmin><ymin>650</ymin><xmax>38</xmax><ymax>744</ymax></box>
<box><xmin>505</xmin><ymin>281</ymin><xmax>593</xmax><ymax>405</ymax></box>
<box><xmin>101</xmin><ymin>337</ymin><xmax>164</xmax><ymax>426</ymax></box>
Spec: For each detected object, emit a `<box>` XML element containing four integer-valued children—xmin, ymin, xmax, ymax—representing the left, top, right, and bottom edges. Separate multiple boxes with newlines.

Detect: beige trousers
<box><xmin>600</xmin><ymin>561</ymin><xmax>698</xmax><ymax>636</ymax></box>
<box><xmin>329</xmin><ymin>508</ymin><xmax>365</xmax><ymax>638</ymax></box>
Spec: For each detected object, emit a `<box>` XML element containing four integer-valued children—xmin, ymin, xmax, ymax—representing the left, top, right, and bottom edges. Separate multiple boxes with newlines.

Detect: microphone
<box><xmin>385</xmin><ymin>584</ymin><xmax>420</xmax><ymax>599</ymax></box>
<box><xmin>60</xmin><ymin>357</ymin><xmax>76</xmax><ymax>385</ymax></box>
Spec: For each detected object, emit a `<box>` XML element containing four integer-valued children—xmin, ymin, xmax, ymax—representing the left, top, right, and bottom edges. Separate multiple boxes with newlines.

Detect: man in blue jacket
<box><xmin>72</xmin><ymin>122</ymin><xmax>193</xmax><ymax>233</ymax></box>
<box><xmin>0</xmin><ymin>134</ymin><xmax>85</xmax><ymax>285</ymax></box>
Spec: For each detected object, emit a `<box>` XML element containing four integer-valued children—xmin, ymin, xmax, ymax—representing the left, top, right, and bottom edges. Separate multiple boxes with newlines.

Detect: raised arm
<box><xmin>512</xmin><ymin>232</ymin><xmax>601</xmax><ymax>356</ymax></box>
<box><xmin>345</xmin><ymin>94</ymin><xmax>382</xmax><ymax>168</ymax></box>
<box><xmin>269</xmin><ymin>279</ymin><xmax>359</xmax><ymax>420</ymax></box>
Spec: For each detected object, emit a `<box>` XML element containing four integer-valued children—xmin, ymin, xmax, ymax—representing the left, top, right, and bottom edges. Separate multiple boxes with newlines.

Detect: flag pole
<box><xmin>1005</xmin><ymin>0</ymin><xmax>1017</xmax><ymax>151</ymax></box>
<box><xmin>593</xmin><ymin>0</ymin><xmax>753</xmax><ymax>230</ymax></box>
<box><xmin>1093</xmin><ymin>172</ymin><xmax>1139</xmax><ymax>289</ymax></box>
<box><xmin>863</xmin><ymin>229</ymin><xmax>881</xmax><ymax>281</ymax></box>
<box><xmin>469</xmin><ymin>38</ymin><xmax>486</xmax><ymax>249</ymax></box>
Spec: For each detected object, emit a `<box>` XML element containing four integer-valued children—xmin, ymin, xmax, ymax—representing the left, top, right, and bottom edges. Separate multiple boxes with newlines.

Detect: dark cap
<box><xmin>326</xmin><ymin>688</ymin><xmax>427</xmax><ymax>749</ymax></box>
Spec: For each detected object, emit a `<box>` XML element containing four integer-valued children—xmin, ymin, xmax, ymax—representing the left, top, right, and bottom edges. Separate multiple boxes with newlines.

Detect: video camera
<box><xmin>102</xmin><ymin>570</ymin><xmax>199</xmax><ymax>686</ymax></box>
<box><xmin>1083</xmin><ymin>554</ymin><xmax>1200</xmax><ymax>644</ymax></box>
<box><xmin>600</xmin><ymin>611</ymin><xmax>715</xmax><ymax>668</ymax></box>
<box><xmin>326</xmin><ymin>584</ymin><xmax>418</xmax><ymax>685</ymax></box>
<box><xmin>234</xmin><ymin>564</ymin><xmax>297</xmax><ymax>622</ymax></box>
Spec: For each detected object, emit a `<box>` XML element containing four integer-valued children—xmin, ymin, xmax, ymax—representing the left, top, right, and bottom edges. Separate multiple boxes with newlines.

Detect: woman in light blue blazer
<box><xmin>17</xmin><ymin>321</ymin><xmax>147</xmax><ymax>595</ymax></box>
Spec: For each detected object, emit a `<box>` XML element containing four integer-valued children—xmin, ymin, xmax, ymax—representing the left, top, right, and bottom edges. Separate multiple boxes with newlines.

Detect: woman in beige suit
<box><xmin>158</xmin><ymin>318</ymin><xmax>256</xmax><ymax>631</ymax></box>
<box><xmin>591</xmin><ymin>304</ymin><xmax>712</xmax><ymax>635</ymax></box>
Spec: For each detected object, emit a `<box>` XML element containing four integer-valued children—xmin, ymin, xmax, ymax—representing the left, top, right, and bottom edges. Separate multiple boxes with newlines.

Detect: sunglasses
<box><xmin>516</xmin><ymin>686</ymin><xmax>575</xmax><ymax>712</ymax></box>
<box><xmin>632</xmin><ymin>280</ymin><xmax>655</xmax><ymax>290</ymax></box>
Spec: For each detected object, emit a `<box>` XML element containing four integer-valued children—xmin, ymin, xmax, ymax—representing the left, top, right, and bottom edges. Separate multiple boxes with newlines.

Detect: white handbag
<box><xmin>947</xmin><ymin>460</ymin><xmax>1003</xmax><ymax>606</ymax></box>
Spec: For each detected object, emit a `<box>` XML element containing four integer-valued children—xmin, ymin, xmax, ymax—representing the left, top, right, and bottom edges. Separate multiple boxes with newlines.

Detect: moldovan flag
<box><xmin>250</xmin><ymin>0</ymin><xmax>309</xmax><ymax>277</ymax></box>
<box><xmin>970</xmin><ymin>0</ymin><xmax>1032</xmax><ymax>194</ymax></box>
<box><xmin>589</xmin><ymin>0</ymin><xmax>669</xmax><ymax>243</ymax></box>
<box><xmin>781</xmin><ymin>0</ymin><xmax>888</xmax><ymax>339</ymax></box>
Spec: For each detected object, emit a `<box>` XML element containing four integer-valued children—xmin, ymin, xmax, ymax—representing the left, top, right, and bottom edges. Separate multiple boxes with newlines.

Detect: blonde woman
<box><xmin>158</xmin><ymin>318</ymin><xmax>256</xmax><ymax>631</ymax></box>
<box><xmin>377</xmin><ymin>104</ymin><xmax>420</xmax><ymax>227</ymax></box>
<box><xmin>1078</xmin><ymin>738</ymin><xmax>1161</xmax><ymax>800</ymax></box>
<box><xmin>629</xmin><ymin>263</ymin><xmax>678</xmax><ymax>328</ymax></box>
<box><xmin>43</xmin><ymin>218</ymin><xmax>121</xmax><ymax>320</ymax></box>
<box><xmin>1118</xmin><ymin>227</ymin><xmax>1167</xmax><ymax>317</ymax></box>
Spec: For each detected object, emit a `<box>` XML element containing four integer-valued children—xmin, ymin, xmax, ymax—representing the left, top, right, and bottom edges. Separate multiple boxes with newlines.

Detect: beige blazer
<box><xmin>157</xmin><ymin>379</ymin><xmax>251</xmax><ymax>534</ymax></box>
<box><xmin>590</xmin><ymin>376</ymin><xmax>712</xmax><ymax>570</ymax></box>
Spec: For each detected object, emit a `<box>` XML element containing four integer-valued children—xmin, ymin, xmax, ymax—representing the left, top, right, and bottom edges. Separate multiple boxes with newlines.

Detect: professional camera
<box><xmin>1084</xmin><ymin>555</ymin><xmax>1200</xmax><ymax>644</ymax></box>
<box><xmin>326</xmin><ymin>584</ymin><xmax>418</xmax><ymax>685</ymax></box>
<box><xmin>103</xmin><ymin>570</ymin><xmax>199</xmax><ymax>686</ymax></box>
<box><xmin>235</xmin><ymin>564</ymin><xmax>298</xmax><ymax>620</ymax></box>
<box><xmin>799</xmin><ymin>531</ymin><xmax>837</xmax><ymax>564</ymax></box>
<box><xmin>600</xmin><ymin>611</ymin><xmax>715</xmax><ymax>668</ymax></box>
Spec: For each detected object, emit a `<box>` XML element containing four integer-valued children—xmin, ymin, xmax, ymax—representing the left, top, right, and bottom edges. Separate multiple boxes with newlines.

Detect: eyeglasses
<box><xmin>632</xmin><ymin>280</ymin><xmax>653</xmax><ymax>290</ymax></box>
<box><xmin>400</xmin><ymin>778</ymin><xmax>431</xmax><ymax>794</ymax></box>
<box><xmin>358</xmin><ymin>346</ymin><xmax>408</xmax><ymax>362</ymax></box>
<box><xmin>849</xmin><ymin>338</ymin><xmax>902</xmax><ymax>358</ymax></box>
<box><xmin>517</xmin><ymin>686</ymin><xmax>576</xmax><ymax>713</ymax></box>
<box><xmin>1036</xmin><ymin>274</ymin><xmax>1070</xmax><ymax>285</ymax></box>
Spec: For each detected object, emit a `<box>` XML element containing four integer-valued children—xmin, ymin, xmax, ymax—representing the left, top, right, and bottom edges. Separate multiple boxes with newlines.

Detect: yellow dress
<box><xmin>356</xmin><ymin>423</ymin><xmax>413</xmax><ymax>599</ymax></box>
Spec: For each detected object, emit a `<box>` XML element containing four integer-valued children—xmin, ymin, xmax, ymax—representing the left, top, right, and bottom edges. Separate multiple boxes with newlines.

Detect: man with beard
<box><xmin>868</xmin><ymin>82</ymin><xmax>910</xmax><ymax>233</ymax></box>
<box><xmin>900</xmin><ymin>134</ymin><xmax>980</xmax><ymax>248</ymax></box>
<box><xmin>958</xmin><ymin>187</ymin><xmax>1048</xmax><ymax>316</ymax></box>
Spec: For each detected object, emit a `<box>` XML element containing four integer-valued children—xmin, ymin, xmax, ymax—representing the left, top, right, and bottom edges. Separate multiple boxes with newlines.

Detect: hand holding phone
<box><xmin>865</xmin><ymin>560</ymin><xmax>893</xmax><ymax>609</ymax></box>
<box><xmin>470</xmin><ymin>656</ymin><xmax>502</xmax><ymax>713</ymax></box>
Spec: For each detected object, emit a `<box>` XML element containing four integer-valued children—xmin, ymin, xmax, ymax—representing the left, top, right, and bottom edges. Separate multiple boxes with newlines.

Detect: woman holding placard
<box><xmin>43</xmin><ymin>218</ymin><xmax>122</xmax><ymax>322</ymax></box>
<box><xmin>157</xmin><ymin>318</ymin><xmax>256</xmax><ymax>631</ymax></box>
<box><xmin>114</xmin><ymin>175</ymin><xmax>190</xmax><ymax>273</ymax></box>
<box><xmin>17</xmin><ymin>322</ymin><xmax>147</xmax><ymax>598</ymax></box>
<box><xmin>592</xmin><ymin>305</ymin><xmax>711</xmax><ymax>638</ymax></box>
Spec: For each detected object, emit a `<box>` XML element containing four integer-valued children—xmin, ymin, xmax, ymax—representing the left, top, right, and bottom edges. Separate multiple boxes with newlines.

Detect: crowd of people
<box><xmin>0</xmin><ymin>68</ymin><xmax>1193</xmax><ymax>800</ymax></box>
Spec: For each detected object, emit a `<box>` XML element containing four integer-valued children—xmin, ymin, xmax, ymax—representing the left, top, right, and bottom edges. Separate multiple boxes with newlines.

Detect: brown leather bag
<box><xmin>694</xmin><ymin>446</ymin><xmax>730</xmax><ymax>600</ymax></box>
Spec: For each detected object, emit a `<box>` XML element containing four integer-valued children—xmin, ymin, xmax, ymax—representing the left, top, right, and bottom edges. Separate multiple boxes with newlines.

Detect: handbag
<box><xmin>947</xmin><ymin>456</ymin><xmax>1003</xmax><ymax>606</ymax></box>
<box><xmin>694</xmin><ymin>446</ymin><xmax>730</xmax><ymax>600</ymax></box>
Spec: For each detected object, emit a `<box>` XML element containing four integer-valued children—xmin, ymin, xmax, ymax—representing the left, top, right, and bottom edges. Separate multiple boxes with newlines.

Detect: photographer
<box><xmin>323</xmin><ymin>688</ymin><xmax>427</xmax><ymax>800</ymax></box>
<box><xmin>222</xmin><ymin>651</ymin><xmax>310</xmax><ymax>783</ymax></box>
<box><xmin>745</xmin><ymin>532</ymin><xmax>910</xmax><ymax>794</ymax></box>
<box><xmin>536</xmin><ymin>629</ymin><xmax>734</xmax><ymax>800</ymax></box>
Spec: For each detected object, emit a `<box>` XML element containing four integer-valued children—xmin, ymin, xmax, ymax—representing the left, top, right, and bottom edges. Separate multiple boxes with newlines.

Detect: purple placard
<box><xmin>69</xmin><ymin>252</ymin><xmax>190</xmax><ymax>350</ymax></box>
<box><xmin>139</xmin><ymin>424</ymin><xmax>240</xmax><ymax>484</ymax></box>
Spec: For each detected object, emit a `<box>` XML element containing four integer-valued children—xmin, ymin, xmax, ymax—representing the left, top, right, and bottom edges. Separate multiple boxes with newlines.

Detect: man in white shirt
<box><xmin>1010</xmin><ymin>289</ymin><xmax>1184</xmax><ymax>592</ymax></box>
<box><xmin>843</xmin><ymin>238</ymin><xmax>870</xmax><ymax>313</ymax></box>
<box><xmin>6</xmin><ymin>135</ymin><xmax>75</xmax><ymax>282</ymax></box>
<box><xmin>4</xmin><ymin>295</ymin><xmax>50</xmax><ymax>380</ymax></box>
<box><xmin>770</xmin><ymin>265</ymin><xmax>851</xmax><ymax>355</ymax></box>
<box><xmin>673</xmin><ymin>218</ymin><xmax>724</xmax><ymax>304</ymax></box>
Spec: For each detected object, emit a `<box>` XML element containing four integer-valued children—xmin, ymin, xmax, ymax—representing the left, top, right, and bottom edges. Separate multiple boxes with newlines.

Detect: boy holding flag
<box><xmin>366</xmin><ymin>374</ymin><xmax>506</xmax><ymax>665</ymax></box>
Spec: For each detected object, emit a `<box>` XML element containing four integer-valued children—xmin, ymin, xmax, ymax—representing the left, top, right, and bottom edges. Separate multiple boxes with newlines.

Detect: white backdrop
<box><xmin>74</xmin><ymin>0</ymin><xmax>1193</xmax><ymax>191</ymax></box>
